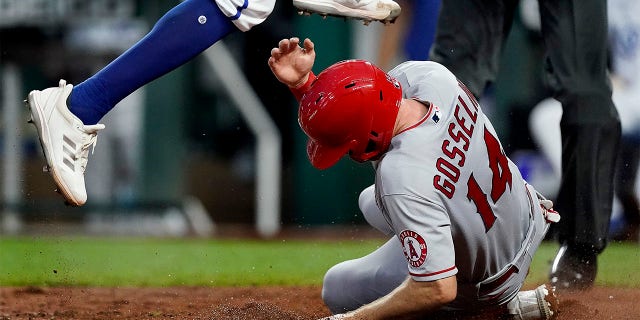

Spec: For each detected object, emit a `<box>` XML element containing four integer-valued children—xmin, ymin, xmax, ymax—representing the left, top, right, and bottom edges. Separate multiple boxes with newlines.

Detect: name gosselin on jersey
<box><xmin>433</xmin><ymin>81</ymin><xmax>479</xmax><ymax>199</ymax></box>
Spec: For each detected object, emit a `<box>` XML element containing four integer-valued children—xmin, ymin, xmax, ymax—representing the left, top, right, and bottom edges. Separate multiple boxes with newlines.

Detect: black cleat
<box><xmin>549</xmin><ymin>244</ymin><xmax>597</xmax><ymax>291</ymax></box>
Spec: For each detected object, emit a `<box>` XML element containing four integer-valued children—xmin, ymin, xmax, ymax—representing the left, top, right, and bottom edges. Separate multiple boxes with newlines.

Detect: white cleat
<box><xmin>293</xmin><ymin>0</ymin><xmax>401</xmax><ymax>24</ymax></box>
<box><xmin>507</xmin><ymin>284</ymin><xmax>558</xmax><ymax>320</ymax></box>
<box><xmin>26</xmin><ymin>79</ymin><xmax>105</xmax><ymax>206</ymax></box>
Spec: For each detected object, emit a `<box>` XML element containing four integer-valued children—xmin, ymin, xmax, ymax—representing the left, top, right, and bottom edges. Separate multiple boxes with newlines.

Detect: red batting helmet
<box><xmin>299</xmin><ymin>60</ymin><xmax>403</xmax><ymax>169</ymax></box>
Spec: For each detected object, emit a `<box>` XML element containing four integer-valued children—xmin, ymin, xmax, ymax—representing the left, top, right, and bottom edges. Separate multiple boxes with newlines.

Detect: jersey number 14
<box><xmin>466</xmin><ymin>128</ymin><xmax>513</xmax><ymax>232</ymax></box>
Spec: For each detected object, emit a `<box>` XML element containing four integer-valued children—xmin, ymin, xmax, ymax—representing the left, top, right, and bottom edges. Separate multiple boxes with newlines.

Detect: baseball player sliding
<box><xmin>268</xmin><ymin>37</ymin><xmax>561</xmax><ymax>320</ymax></box>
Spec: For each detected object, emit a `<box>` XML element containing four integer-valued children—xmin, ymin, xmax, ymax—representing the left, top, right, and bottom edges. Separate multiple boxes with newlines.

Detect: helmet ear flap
<box><xmin>350</xmin><ymin>130</ymin><xmax>390</xmax><ymax>162</ymax></box>
<box><xmin>364</xmin><ymin>135</ymin><xmax>379</xmax><ymax>153</ymax></box>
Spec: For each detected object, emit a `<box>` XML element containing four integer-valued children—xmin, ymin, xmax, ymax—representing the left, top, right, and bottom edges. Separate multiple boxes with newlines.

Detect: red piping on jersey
<box><xmin>482</xmin><ymin>288</ymin><xmax>510</xmax><ymax>303</ymax></box>
<box><xmin>397</xmin><ymin>100</ymin><xmax>434</xmax><ymax>135</ymax></box>
<box><xmin>478</xmin><ymin>265</ymin><xmax>519</xmax><ymax>297</ymax></box>
<box><xmin>409</xmin><ymin>265</ymin><xmax>456</xmax><ymax>277</ymax></box>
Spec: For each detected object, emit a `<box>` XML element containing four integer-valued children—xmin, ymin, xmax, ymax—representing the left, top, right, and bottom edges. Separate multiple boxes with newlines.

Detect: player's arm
<box><xmin>326</xmin><ymin>275</ymin><xmax>457</xmax><ymax>320</ymax></box>
<box><xmin>268</xmin><ymin>37</ymin><xmax>317</xmax><ymax>100</ymax></box>
<box><xmin>328</xmin><ymin>193</ymin><xmax>458</xmax><ymax>320</ymax></box>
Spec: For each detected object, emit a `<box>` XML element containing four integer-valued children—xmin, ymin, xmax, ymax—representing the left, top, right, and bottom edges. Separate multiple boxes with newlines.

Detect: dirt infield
<box><xmin>1</xmin><ymin>285</ymin><xmax>639</xmax><ymax>320</ymax></box>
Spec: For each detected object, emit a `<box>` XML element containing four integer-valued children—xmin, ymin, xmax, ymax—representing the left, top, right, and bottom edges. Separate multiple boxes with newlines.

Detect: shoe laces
<box><xmin>77</xmin><ymin>126</ymin><xmax>103</xmax><ymax>173</ymax></box>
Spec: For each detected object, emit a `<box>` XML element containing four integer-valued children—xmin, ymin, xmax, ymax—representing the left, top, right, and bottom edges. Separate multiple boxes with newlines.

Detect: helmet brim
<box><xmin>306</xmin><ymin>138</ymin><xmax>353</xmax><ymax>170</ymax></box>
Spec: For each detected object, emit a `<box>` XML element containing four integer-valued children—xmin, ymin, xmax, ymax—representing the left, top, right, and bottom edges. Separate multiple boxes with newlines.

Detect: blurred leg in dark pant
<box><xmin>430</xmin><ymin>0</ymin><xmax>621</xmax><ymax>291</ymax></box>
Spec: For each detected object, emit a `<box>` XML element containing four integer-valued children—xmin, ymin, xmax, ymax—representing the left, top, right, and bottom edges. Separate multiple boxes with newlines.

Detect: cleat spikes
<box><xmin>292</xmin><ymin>9</ymin><xmax>397</xmax><ymax>24</ymax></box>
<box><xmin>43</xmin><ymin>165</ymin><xmax>50</xmax><ymax>173</ymax></box>
<box><xmin>293</xmin><ymin>0</ymin><xmax>401</xmax><ymax>24</ymax></box>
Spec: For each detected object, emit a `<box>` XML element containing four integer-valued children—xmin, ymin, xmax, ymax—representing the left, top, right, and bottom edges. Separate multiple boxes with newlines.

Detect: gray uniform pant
<box><xmin>322</xmin><ymin>185</ymin><xmax>551</xmax><ymax>314</ymax></box>
<box><xmin>321</xmin><ymin>185</ymin><xmax>405</xmax><ymax>314</ymax></box>
<box><xmin>429</xmin><ymin>0</ymin><xmax>621</xmax><ymax>252</ymax></box>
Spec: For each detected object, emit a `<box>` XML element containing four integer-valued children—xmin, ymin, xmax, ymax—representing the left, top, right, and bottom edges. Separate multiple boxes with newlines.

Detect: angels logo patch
<box><xmin>399</xmin><ymin>230</ymin><xmax>427</xmax><ymax>267</ymax></box>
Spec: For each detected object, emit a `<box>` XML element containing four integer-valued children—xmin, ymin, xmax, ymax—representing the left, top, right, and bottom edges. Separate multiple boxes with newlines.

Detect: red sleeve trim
<box><xmin>290</xmin><ymin>72</ymin><xmax>316</xmax><ymax>101</ymax></box>
<box><xmin>409</xmin><ymin>265</ymin><xmax>456</xmax><ymax>278</ymax></box>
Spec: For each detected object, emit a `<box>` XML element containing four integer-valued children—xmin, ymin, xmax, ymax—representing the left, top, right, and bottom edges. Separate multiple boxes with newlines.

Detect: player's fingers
<box><xmin>270</xmin><ymin>47</ymin><xmax>282</xmax><ymax>59</ymax></box>
<box><xmin>277</xmin><ymin>38</ymin><xmax>290</xmax><ymax>52</ymax></box>
<box><xmin>303</xmin><ymin>38</ymin><xmax>314</xmax><ymax>53</ymax></box>
<box><xmin>278</xmin><ymin>37</ymin><xmax>302</xmax><ymax>54</ymax></box>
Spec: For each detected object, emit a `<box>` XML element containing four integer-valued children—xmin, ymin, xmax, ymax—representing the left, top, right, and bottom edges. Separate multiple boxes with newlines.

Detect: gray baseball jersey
<box><xmin>321</xmin><ymin>61</ymin><xmax>550</xmax><ymax>313</ymax></box>
<box><xmin>376</xmin><ymin>61</ymin><xmax>543</xmax><ymax>307</ymax></box>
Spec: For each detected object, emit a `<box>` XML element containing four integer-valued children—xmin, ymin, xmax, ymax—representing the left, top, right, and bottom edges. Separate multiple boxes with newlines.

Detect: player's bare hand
<box><xmin>268</xmin><ymin>37</ymin><xmax>315</xmax><ymax>88</ymax></box>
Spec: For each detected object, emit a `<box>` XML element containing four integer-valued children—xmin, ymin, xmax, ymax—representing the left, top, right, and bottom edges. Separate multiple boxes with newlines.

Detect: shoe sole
<box><xmin>538</xmin><ymin>284</ymin><xmax>558</xmax><ymax>319</ymax></box>
<box><xmin>294</xmin><ymin>0</ymin><xmax>400</xmax><ymax>24</ymax></box>
<box><xmin>26</xmin><ymin>92</ymin><xmax>82</xmax><ymax>206</ymax></box>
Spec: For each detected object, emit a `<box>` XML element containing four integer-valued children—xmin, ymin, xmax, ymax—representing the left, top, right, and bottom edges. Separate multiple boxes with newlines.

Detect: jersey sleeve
<box><xmin>289</xmin><ymin>72</ymin><xmax>317</xmax><ymax>101</ymax></box>
<box><xmin>390</xmin><ymin>61</ymin><xmax>459</xmax><ymax>109</ymax></box>
<box><xmin>380</xmin><ymin>193</ymin><xmax>458</xmax><ymax>282</ymax></box>
<box><xmin>214</xmin><ymin>0</ymin><xmax>275</xmax><ymax>32</ymax></box>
